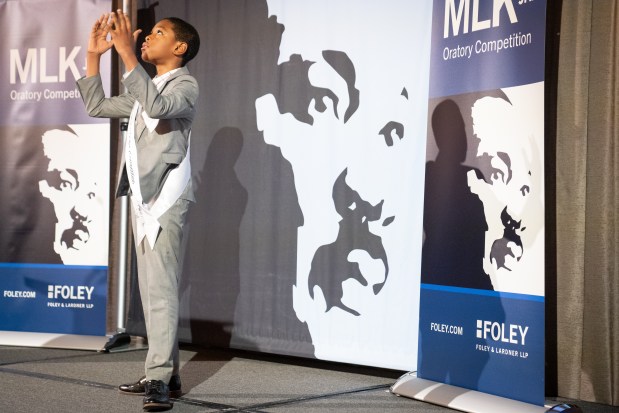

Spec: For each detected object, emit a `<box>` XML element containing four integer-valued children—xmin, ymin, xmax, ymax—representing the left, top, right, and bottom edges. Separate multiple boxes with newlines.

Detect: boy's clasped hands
<box><xmin>87</xmin><ymin>10</ymin><xmax>141</xmax><ymax>59</ymax></box>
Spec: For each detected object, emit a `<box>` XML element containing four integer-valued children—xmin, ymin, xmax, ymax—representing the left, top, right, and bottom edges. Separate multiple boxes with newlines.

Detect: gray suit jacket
<box><xmin>77</xmin><ymin>65</ymin><xmax>198</xmax><ymax>204</ymax></box>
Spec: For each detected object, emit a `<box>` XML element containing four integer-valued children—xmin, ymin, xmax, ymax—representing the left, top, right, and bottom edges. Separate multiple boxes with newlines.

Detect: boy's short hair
<box><xmin>164</xmin><ymin>17</ymin><xmax>200</xmax><ymax>66</ymax></box>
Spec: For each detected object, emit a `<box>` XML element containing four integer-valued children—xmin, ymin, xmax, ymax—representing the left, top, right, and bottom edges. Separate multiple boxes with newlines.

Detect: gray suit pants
<box><xmin>130</xmin><ymin>195</ymin><xmax>191</xmax><ymax>382</ymax></box>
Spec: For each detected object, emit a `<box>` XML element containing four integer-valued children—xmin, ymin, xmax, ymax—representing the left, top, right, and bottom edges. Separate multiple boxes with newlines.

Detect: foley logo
<box><xmin>476</xmin><ymin>319</ymin><xmax>529</xmax><ymax>345</ymax></box>
<box><xmin>48</xmin><ymin>285</ymin><xmax>94</xmax><ymax>300</ymax></box>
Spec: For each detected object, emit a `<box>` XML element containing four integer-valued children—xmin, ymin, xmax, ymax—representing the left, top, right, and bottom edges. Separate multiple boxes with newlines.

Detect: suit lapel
<box><xmin>135</xmin><ymin>67</ymin><xmax>190</xmax><ymax>142</ymax></box>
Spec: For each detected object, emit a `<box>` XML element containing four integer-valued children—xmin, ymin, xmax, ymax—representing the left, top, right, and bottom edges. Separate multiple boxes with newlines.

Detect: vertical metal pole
<box><xmin>104</xmin><ymin>0</ymin><xmax>134</xmax><ymax>351</ymax></box>
<box><xmin>114</xmin><ymin>0</ymin><xmax>133</xmax><ymax>333</ymax></box>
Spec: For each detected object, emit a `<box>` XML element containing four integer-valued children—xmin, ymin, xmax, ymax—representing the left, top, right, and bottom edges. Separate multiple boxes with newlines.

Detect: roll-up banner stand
<box><xmin>0</xmin><ymin>0</ymin><xmax>112</xmax><ymax>349</ymax></box>
<box><xmin>393</xmin><ymin>0</ymin><xmax>548</xmax><ymax>411</ymax></box>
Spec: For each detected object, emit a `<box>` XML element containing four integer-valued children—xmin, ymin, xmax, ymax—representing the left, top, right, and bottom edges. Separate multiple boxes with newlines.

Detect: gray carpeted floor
<box><xmin>0</xmin><ymin>343</ymin><xmax>615</xmax><ymax>413</ymax></box>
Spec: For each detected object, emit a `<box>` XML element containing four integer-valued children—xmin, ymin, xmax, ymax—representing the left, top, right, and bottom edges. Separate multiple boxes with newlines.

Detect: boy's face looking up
<box><xmin>140</xmin><ymin>19</ymin><xmax>184</xmax><ymax>66</ymax></box>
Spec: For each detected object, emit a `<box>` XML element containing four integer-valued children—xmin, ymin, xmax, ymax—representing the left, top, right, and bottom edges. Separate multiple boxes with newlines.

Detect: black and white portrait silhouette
<box><xmin>38</xmin><ymin>125</ymin><xmax>109</xmax><ymax>266</ymax></box>
<box><xmin>469</xmin><ymin>83</ymin><xmax>544</xmax><ymax>295</ymax></box>
<box><xmin>255</xmin><ymin>0</ymin><xmax>431</xmax><ymax>366</ymax></box>
<box><xmin>422</xmin><ymin>84</ymin><xmax>544</xmax><ymax>296</ymax></box>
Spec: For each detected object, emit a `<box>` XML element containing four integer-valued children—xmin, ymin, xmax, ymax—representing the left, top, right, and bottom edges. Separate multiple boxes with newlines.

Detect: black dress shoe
<box><xmin>143</xmin><ymin>380</ymin><xmax>172</xmax><ymax>412</ymax></box>
<box><xmin>118</xmin><ymin>375</ymin><xmax>182</xmax><ymax>398</ymax></box>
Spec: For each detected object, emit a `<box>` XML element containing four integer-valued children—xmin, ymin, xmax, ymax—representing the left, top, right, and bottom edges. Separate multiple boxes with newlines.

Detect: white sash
<box><xmin>125</xmin><ymin>69</ymin><xmax>191</xmax><ymax>249</ymax></box>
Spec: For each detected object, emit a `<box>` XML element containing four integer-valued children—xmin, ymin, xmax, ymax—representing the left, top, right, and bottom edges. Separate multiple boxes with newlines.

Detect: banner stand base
<box><xmin>102</xmin><ymin>331</ymin><xmax>131</xmax><ymax>352</ymax></box>
<box><xmin>0</xmin><ymin>331</ymin><xmax>109</xmax><ymax>351</ymax></box>
<box><xmin>390</xmin><ymin>372</ymin><xmax>548</xmax><ymax>413</ymax></box>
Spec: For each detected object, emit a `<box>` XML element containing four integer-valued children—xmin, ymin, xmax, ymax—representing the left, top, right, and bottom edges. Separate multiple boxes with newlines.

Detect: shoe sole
<box><xmin>119</xmin><ymin>389</ymin><xmax>182</xmax><ymax>398</ymax></box>
<box><xmin>143</xmin><ymin>401</ymin><xmax>173</xmax><ymax>412</ymax></box>
<box><xmin>119</xmin><ymin>389</ymin><xmax>144</xmax><ymax>396</ymax></box>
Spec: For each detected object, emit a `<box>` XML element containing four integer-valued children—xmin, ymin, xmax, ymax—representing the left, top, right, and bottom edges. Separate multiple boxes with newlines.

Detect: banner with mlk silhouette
<box><xmin>123</xmin><ymin>0</ymin><xmax>433</xmax><ymax>371</ymax></box>
<box><xmin>417</xmin><ymin>0</ymin><xmax>546</xmax><ymax>405</ymax></box>
<box><xmin>0</xmin><ymin>0</ymin><xmax>111</xmax><ymax>337</ymax></box>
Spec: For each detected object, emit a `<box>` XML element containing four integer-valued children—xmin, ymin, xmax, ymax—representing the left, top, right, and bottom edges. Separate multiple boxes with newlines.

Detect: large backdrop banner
<box><xmin>126</xmin><ymin>1</ymin><xmax>545</xmax><ymax>391</ymax></box>
<box><xmin>0</xmin><ymin>0</ymin><xmax>111</xmax><ymax>336</ymax></box>
<box><xmin>418</xmin><ymin>0</ymin><xmax>546</xmax><ymax>406</ymax></box>
<box><xmin>132</xmin><ymin>0</ymin><xmax>433</xmax><ymax>371</ymax></box>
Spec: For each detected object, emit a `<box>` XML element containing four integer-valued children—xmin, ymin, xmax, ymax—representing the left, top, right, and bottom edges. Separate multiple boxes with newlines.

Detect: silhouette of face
<box><xmin>256</xmin><ymin>0</ymin><xmax>431</xmax><ymax>366</ymax></box>
<box><xmin>468</xmin><ymin>84</ymin><xmax>544</xmax><ymax>295</ymax></box>
<box><xmin>38</xmin><ymin>126</ymin><xmax>109</xmax><ymax>265</ymax></box>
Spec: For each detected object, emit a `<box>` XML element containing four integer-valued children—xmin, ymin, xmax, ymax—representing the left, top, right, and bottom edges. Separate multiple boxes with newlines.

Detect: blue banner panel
<box><xmin>0</xmin><ymin>263</ymin><xmax>107</xmax><ymax>336</ymax></box>
<box><xmin>430</xmin><ymin>0</ymin><xmax>546</xmax><ymax>98</ymax></box>
<box><xmin>418</xmin><ymin>284</ymin><xmax>544</xmax><ymax>405</ymax></box>
<box><xmin>419</xmin><ymin>0</ymin><xmax>546</xmax><ymax>406</ymax></box>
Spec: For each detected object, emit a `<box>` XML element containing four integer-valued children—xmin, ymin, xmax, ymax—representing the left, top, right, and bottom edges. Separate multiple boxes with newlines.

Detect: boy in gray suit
<box><xmin>77</xmin><ymin>10</ymin><xmax>200</xmax><ymax>411</ymax></box>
